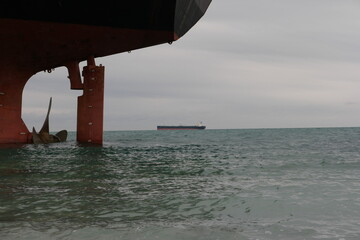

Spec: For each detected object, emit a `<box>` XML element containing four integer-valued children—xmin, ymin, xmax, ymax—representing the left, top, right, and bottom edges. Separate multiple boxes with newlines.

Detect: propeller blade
<box><xmin>32</xmin><ymin>127</ymin><xmax>43</xmax><ymax>144</ymax></box>
<box><xmin>55</xmin><ymin>130</ymin><xmax>68</xmax><ymax>142</ymax></box>
<box><xmin>39</xmin><ymin>97</ymin><xmax>52</xmax><ymax>135</ymax></box>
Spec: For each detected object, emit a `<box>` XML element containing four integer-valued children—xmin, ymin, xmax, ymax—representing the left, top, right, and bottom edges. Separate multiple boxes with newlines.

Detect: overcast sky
<box><xmin>22</xmin><ymin>0</ymin><xmax>360</xmax><ymax>131</ymax></box>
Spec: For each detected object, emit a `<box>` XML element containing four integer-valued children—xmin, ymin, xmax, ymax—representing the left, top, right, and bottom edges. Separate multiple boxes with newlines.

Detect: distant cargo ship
<box><xmin>157</xmin><ymin>123</ymin><xmax>206</xmax><ymax>130</ymax></box>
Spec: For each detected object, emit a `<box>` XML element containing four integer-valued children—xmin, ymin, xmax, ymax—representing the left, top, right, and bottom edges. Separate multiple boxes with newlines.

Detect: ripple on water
<box><xmin>2</xmin><ymin>129</ymin><xmax>360</xmax><ymax>239</ymax></box>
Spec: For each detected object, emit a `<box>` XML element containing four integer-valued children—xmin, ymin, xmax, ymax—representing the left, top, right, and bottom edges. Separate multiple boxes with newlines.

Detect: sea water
<box><xmin>1</xmin><ymin>128</ymin><xmax>360</xmax><ymax>240</ymax></box>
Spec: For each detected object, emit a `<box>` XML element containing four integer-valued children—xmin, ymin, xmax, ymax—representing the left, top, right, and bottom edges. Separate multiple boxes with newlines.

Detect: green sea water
<box><xmin>1</xmin><ymin>128</ymin><xmax>360</xmax><ymax>240</ymax></box>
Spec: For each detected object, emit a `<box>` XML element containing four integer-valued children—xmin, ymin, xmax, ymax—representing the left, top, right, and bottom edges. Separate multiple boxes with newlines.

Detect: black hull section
<box><xmin>157</xmin><ymin>126</ymin><xmax>206</xmax><ymax>130</ymax></box>
<box><xmin>0</xmin><ymin>0</ymin><xmax>211</xmax><ymax>38</ymax></box>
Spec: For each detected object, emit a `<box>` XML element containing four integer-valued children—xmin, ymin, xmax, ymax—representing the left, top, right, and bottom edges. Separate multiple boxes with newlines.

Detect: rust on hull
<box><xmin>76</xmin><ymin>57</ymin><xmax>105</xmax><ymax>144</ymax></box>
<box><xmin>0</xmin><ymin>67</ymin><xmax>32</xmax><ymax>143</ymax></box>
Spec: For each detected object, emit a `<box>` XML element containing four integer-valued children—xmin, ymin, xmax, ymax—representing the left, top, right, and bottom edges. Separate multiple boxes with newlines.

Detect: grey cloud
<box><xmin>22</xmin><ymin>0</ymin><xmax>360</xmax><ymax>131</ymax></box>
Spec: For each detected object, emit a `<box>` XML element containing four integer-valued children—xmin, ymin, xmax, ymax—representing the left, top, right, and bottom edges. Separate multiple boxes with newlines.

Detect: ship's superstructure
<box><xmin>0</xmin><ymin>0</ymin><xmax>212</xmax><ymax>144</ymax></box>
